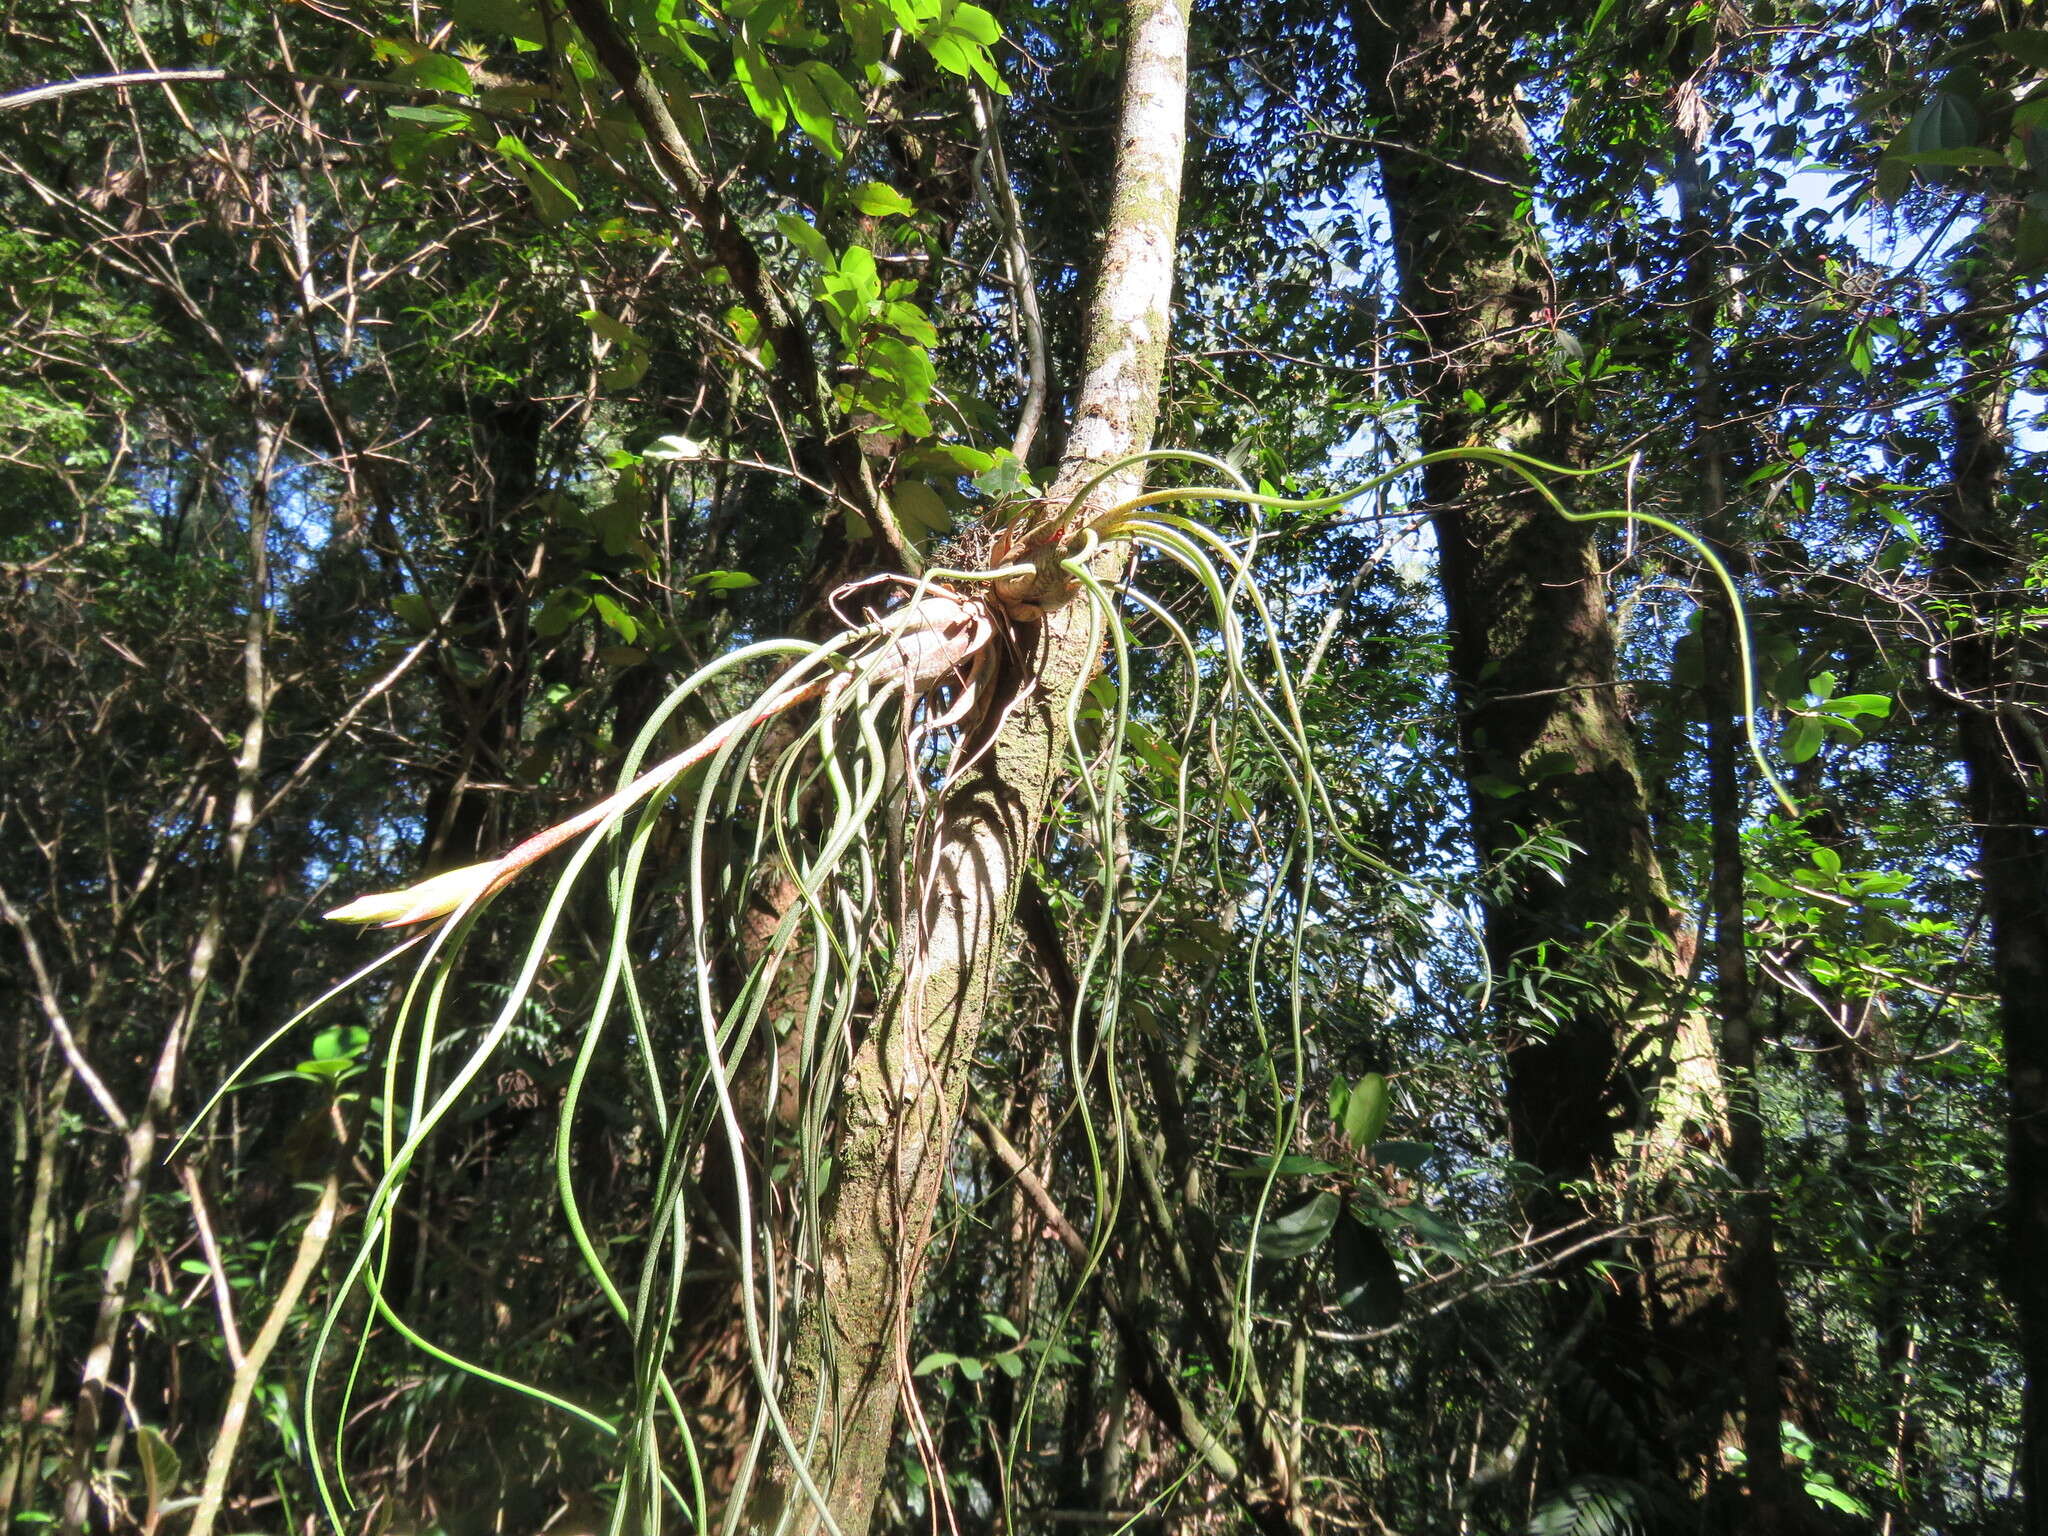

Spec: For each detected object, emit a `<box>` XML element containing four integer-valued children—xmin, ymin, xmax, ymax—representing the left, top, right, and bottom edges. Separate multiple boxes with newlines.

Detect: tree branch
<box><xmin>0</xmin><ymin>884</ymin><xmax>128</xmax><ymax>1132</ymax></box>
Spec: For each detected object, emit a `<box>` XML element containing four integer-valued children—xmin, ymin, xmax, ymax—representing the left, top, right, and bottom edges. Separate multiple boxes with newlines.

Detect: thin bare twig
<box><xmin>174</xmin><ymin>1165</ymin><xmax>245</xmax><ymax>1369</ymax></box>
<box><xmin>0</xmin><ymin>884</ymin><xmax>129</xmax><ymax>1132</ymax></box>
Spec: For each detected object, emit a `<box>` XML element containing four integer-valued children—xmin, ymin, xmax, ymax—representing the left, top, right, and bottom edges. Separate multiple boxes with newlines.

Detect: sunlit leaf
<box><xmin>852</xmin><ymin>182</ymin><xmax>917</xmax><ymax>217</ymax></box>
<box><xmin>1341</xmin><ymin>1071</ymin><xmax>1390</xmax><ymax>1148</ymax></box>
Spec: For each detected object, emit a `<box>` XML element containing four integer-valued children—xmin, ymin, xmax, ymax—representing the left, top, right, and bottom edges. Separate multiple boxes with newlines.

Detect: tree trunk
<box><xmin>1352</xmin><ymin>0</ymin><xmax>1734</xmax><ymax>1500</ymax></box>
<box><xmin>0</xmin><ymin>1046</ymin><xmax>68</xmax><ymax>1520</ymax></box>
<box><xmin>1935</xmin><ymin>209</ymin><xmax>2048</xmax><ymax>1535</ymax></box>
<box><xmin>759</xmin><ymin>1</ymin><xmax>1192</xmax><ymax>1528</ymax></box>
<box><xmin>1675</xmin><ymin>126</ymin><xmax>1812</xmax><ymax>1531</ymax></box>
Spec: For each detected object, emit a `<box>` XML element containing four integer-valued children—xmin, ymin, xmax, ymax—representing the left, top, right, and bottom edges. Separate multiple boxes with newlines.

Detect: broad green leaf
<box><xmin>494</xmin><ymin>135</ymin><xmax>581</xmax><ymax>221</ymax></box>
<box><xmin>800</xmin><ymin>60</ymin><xmax>865</xmax><ymax>119</ymax></box>
<box><xmin>311</xmin><ymin>1025</ymin><xmax>368</xmax><ymax>1061</ymax></box>
<box><xmin>942</xmin><ymin>0</ymin><xmax>999</xmax><ymax>44</ymax></box>
<box><xmin>886</xmin><ymin>0</ymin><xmax>944</xmax><ymax>29</ymax></box>
<box><xmin>579</xmin><ymin>310</ymin><xmax>652</xmax><ymax>388</ymax></box>
<box><xmin>836</xmin><ymin>243</ymin><xmax>880</xmax><ymax>306</ymax></box>
<box><xmin>691</xmin><ymin>570</ymin><xmax>759</xmax><ymax>591</ymax></box>
<box><xmin>920</xmin><ymin>0</ymin><xmax>1006</xmax><ymax>91</ymax></box>
<box><xmin>533</xmin><ymin>588</ymin><xmax>591</xmax><ymax>637</ymax></box>
<box><xmin>1904</xmin><ymin>94</ymin><xmax>1980</xmax><ymax>157</ymax></box>
<box><xmin>861</xmin><ymin>336</ymin><xmax>936</xmax><ymax>435</ymax></box>
<box><xmin>836</xmin><ymin>0</ymin><xmax>892</xmax><ymax>62</ymax></box>
<box><xmin>1387</xmin><ymin>1200</ymin><xmax>1469</xmax><ymax>1259</ymax></box>
<box><xmin>731</xmin><ymin>41</ymin><xmax>787</xmax><ymax>133</ymax></box>
<box><xmin>779</xmin><ymin>61</ymin><xmax>862</xmax><ymax>155</ymax></box>
<box><xmin>1891</xmin><ymin>146</ymin><xmax>2004</xmax><ymax>168</ymax></box>
<box><xmin>865</xmin><ymin>333</ymin><xmax>933</xmax><ymax>393</ymax></box>
<box><xmin>579</xmin><ymin>308</ymin><xmax>643</xmax><ymax>349</ymax></box>
<box><xmin>726</xmin><ymin>304</ymin><xmax>768</xmax><ymax>353</ymax></box>
<box><xmin>884</xmin><ymin>299</ymin><xmax>939</xmax><ymax>347</ymax></box>
<box><xmin>924</xmin><ymin>443</ymin><xmax>995</xmax><ymax>475</ymax></box>
<box><xmin>1873</xmin><ymin>154</ymin><xmax>1911</xmax><ymax>206</ymax></box>
<box><xmin>1842</xmin><ymin>321</ymin><xmax>1873</xmax><ymax>377</ymax></box>
<box><xmin>1992</xmin><ymin>29</ymin><xmax>2048</xmax><ymax>70</ymax></box>
<box><xmin>783</xmin><ymin>64</ymin><xmax>841</xmax><ymax>154</ymax></box>
<box><xmin>592</xmin><ymin>475</ymin><xmax>650</xmax><ymax>558</ymax></box>
<box><xmin>1123</xmin><ymin>716</ymin><xmax>1183</xmax><ymax>780</ymax></box>
<box><xmin>1332</xmin><ymin>1215</ymin><xmax>1404</xmax><ymax>1327</ymax></box>
<box><xmin>1256</xmin><ymin>1190</ymin><xmax>1341</xmax><ymax>1259</ymax></box>
<box><xmin>590</xmin><ymin>593</ymin><xmax>639</xmax><ymax>643</ymax></box>
<box><xmin>1341</xmin><ymin>1071</ymin><xmax>1390</xmax><ymax>1148</ymax></box>
<box><xmin>1806</xmin><ymin>1479</ymin><xmax>1870</xmax><ymax>1517</ymax></box>
<box><xmin>853</xmin><ymin>182</ymin><xmax>917</xmax><ymax>217</ymax></box>
<box><xmin>775</xmin><ymin>213</ymin><xmax>833</xmax><ymax>266</ymax></box>
<box><xmin>400</xmin><ymin>53</ymin><xmax>475</xmax><ymax>95</ymax></box>
<box><xmin>1227</xmin><ymin>1153</ymin><xmax>1343</xmax><ymax>1180</ymax></box>
<box><xmin>391</xmin><ymin>593</ymin><xmax>435</xmax><ymax>631</ymax></box>
<box><xmin>974</xmin><ymin>450</ymin><xmax>1033</xmax><ymax>498</ymax></box>
<box><xmin>595</xmin><ymin>216</ymin><xmax>663</xmax><ymax>245</ymax></box>
<box><xmin>645</xmin><ymin>433</ymin><xmax>710</xmax><ymax>461</ymax></box>
<box><xmin>2020</xmin><ymin>199</ymin><xmax>2048</xmax><ymax>273</ymax></box>
<box><xmin>1782</xmin><ymin>714</ymin><xmax>1825</xmax><ymax>764</ymax></box>
<box><xmin>1370</xmin><ymin>1140</ymin><xmax>1434</xmax><ymax>1175</ymax></box>
<box><xmin>384</xmin><ymin>103</ymin><xmax>471</xmax><ymax>125</ymax></box>
<box><xmin>889</xmin><ymin>481</ymin><xmax>950</xmax><ymax>541</ymax></box>
<box><xmin>136</xmin><ymin>1425</ymin><xmax>180</xmax><ymax>1528</ymax></box>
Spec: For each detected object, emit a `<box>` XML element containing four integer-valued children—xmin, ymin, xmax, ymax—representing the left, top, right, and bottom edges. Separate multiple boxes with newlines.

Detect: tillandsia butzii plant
<box><xmin>166</xmin><ymin>3</ymin><xmax>1797</xmax><ymax>1528</ymax></box>
<box><xmin>185</xmin><ymin>433</ymin><xmax>1797</xmax><ymax>1535</ymax></box>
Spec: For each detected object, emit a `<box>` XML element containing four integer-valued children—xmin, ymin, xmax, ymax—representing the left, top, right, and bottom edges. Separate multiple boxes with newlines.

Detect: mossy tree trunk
<box><xmin>1352</xmin><ymin>0</ymin><xmax>1741</xmax><ymax>1503</ymax></box>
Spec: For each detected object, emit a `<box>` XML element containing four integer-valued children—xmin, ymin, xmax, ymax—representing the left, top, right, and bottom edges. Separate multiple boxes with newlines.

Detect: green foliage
<box><xmin>0</xmin><ymin>0</ymin><xmax>2034</xmax><ymax>1533</ymax></box>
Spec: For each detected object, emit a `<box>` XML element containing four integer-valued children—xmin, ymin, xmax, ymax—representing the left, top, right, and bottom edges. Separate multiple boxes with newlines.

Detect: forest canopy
<box><xmin>1</xmin><ymin>1</ymin><xmax>2043</xmax><ymax>1533</ymax></box>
